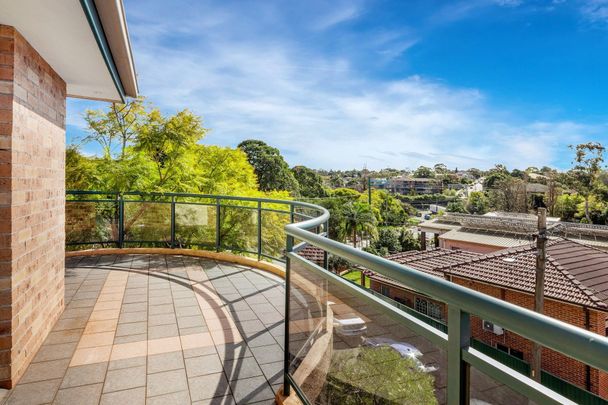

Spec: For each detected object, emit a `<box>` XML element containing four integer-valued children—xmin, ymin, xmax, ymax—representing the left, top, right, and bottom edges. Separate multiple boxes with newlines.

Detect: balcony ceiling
<box><xmin>0</xmin><ymin>0</ymin><xmax>137</xmax><ymax>102</ymax></box>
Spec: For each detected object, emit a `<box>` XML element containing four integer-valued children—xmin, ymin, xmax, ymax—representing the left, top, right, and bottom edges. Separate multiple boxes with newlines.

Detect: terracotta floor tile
<box><xmin>70</xmin><ymin>346</ymin><xmax>112</xmax><ymax>366</ymax></box>
<box><xmin>84</xmin><ymin>319</ymin><xmax>119</xmax><ymax>334</ymax></box>
<box><xmin>94</xmin><ymin>300</ymin><xmax>122</xmax><ymax>311</ymax></box>
<box><xmin>147</xmin><ymin>336</ymin><xmax>182</xmax><ymax>355</ymax></box>
<box><xmin>110</xmin><ymin>341</ymin><xmax>147</xmax><ymax>361</ymax></box>
<box><xmin>78</xmin><ymin>332</ymin><xmax>115</xmax><ymax>349</ymax></box>
<box><xmin>180</xmin><ymin>333</ymin><xmax>215</xmax><ymax>350</ymax></box>
<box><xmin>89</xmin><ymin>309</ymin><xmax>121</xmax><ymax>321</ymax></box>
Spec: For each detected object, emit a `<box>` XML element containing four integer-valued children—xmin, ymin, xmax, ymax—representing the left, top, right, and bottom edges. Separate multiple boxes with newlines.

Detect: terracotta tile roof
<box><xmin>298</xmin><ymin>245</ymin><xmax>325</xmax><ymax>267</ymax></box>
<box><xmin>384</xmin><ymin>249</ymin><xmax>481</xmax><ymax>276</ymax></box>
<box><xmin>370</xmin><ymin>240</ymin><xmax>608</xmax><ymax>311</ymax></box>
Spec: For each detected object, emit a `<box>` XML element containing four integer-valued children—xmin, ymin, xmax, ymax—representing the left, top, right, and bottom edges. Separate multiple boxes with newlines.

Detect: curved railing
<box><xmin>66</xmin><ymin>190</ymin><xmax>328</xmax><ymax>263</ymax></box>
<box><xmin>66</xmin><ymin>191</ymin><xmax>608</xmax><ymax>404</ymax></box>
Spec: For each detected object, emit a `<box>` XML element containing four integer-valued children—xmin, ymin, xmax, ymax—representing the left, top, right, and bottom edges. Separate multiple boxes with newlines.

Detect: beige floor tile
<box><xmin>89</xmin><ymin>309</ymin><xmax>121</xmax><ymax>321</ymax></box>
<box><xmin>180</xmin><ymin>333</ymin><xmax>215</xmax><ymax>350</ymax></box>
<box><xmin>78</xmin><ymin>332</ymin><xmax>115</xmax><ymax>348</ymax></box>
<box><xmin>110</xmin><ymin>341</ymin><xmax>147</xmax><ymax>361</ymax></box>
<box><xmin>70</xmin><ymin>346</ymin><xmax>112</xmax><ymax>366</ymax></box>
<box><xmin>93</xmin><ymin>300</ymin><xmax>122</xmax><ymax>311</ymax></box>
<box><xmin>84</xmin><ymin>319</ymin><xmax>118</xmax><ymax>334</ymax></box>
<box><xmin>210</xmin><ymin>329</ymin><xmax>243</xmax><ymax>345</ymax></box>
<box><xmin>148</xmin><ymin>336</ymin><xmax>182</xmax><ymax>355</ymax></box>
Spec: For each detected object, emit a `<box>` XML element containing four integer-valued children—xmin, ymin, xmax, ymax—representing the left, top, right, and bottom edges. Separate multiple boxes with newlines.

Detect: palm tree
<box><xmin>341</xmin><ymin>202</ymin><xmax>377</xmax><ymax>248</ymax></box>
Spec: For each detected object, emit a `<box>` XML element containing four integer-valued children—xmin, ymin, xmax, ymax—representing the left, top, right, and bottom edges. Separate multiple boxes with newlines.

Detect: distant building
<box><xmin>368</xmin><ymin>240</ymin><xmax>608</xmax><ymax>398</ymax></box>
<box><xmin>418</xmin><ymin>212</ymin><xmax>608</xmax><ymax>252</ymax></box>
<box><xmin>388</xmin><ymin>177</ymin><xmax>442</xmax><ymax>195</ymax></box>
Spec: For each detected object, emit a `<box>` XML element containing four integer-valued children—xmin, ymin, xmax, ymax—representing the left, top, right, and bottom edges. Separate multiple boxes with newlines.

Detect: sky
<box><xmin>68</xmin><ymin>0</ymin><xmax>608</xmax><ymax>171</ymax></box>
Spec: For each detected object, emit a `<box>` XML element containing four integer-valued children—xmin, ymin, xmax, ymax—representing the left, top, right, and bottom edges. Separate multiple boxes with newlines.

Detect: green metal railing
<box><xmin>66</xmin><ymin>190</ymin><xmax>328</xmax><ymax>263</ymax></box>
<box><xmin>65</xmin><ymin>191</ymin><xmax>608</xmax><ymax>404</ymax></box>
<box><xmin>283</xmin><ymin>199</ymin><xmax>608</xmax><ymax>404</ymax></box>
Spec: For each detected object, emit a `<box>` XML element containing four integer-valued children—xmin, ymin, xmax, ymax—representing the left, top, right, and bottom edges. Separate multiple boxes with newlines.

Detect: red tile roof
<box><xmin>370</xmin><ymin>239</ymin><xmax>608</xmax><ymax>311</ymax></box>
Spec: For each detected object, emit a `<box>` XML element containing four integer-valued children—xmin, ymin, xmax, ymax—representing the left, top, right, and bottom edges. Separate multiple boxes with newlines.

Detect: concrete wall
<box><xmin>0</xmin><ymin>25</ymin><xmax>66</xmax><ymax>388</ymax></box>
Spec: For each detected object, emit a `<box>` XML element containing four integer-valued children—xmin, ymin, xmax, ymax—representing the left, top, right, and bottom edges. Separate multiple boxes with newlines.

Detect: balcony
<box><xmin>8</xmin><ymin>191</ymin><xmax>607</xmax><ymax>404</ymax></box>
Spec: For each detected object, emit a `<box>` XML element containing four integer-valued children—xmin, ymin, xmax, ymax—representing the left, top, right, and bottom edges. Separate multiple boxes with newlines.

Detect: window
<box><xmin>415</xmin><ymin>297</ymin><xmax>443</xmax><ymax>321</ymax></box>
<box><xmin>380</xmin><ymin>285</ymin><xmax>390</xmax><ymax>297</ymax></box>
<box><xmin>510</xmin><ymin>349</ymin><xmax>524</xmax><ymax>360</ymax></box>
<box><xmin>496</xmin><ymin>344</ymin><xmax>509</xmax><ymax>353</ymax></box>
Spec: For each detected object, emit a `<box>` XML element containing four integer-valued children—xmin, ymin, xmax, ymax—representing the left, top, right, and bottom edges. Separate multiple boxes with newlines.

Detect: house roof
<box><xmin>369</xmin><ymin>240</ymin><xmax>608</xmax><ymax>311</ymax></box>
<box><xmin>0</xmin><ymin>0</ymin><xmax>137</xmax><ymax>102</ymax></box>
<box><xmin>438</xmin><ymin>228</ymin><xmax>533</xmax><ymax>248</ymax></box>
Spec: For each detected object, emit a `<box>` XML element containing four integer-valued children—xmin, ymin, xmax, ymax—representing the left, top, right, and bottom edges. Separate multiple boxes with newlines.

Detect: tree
<box><xmin>363</xmin><ymin>190</ymin><xmax>408</xmax><ymax>226</ymax></box>
<box><xmin>237</xmin><ymin>139</ymin><xmax>299</xmax><ymax>194</ymax></box>
<box><xmin>367</xmin><ymin>227</ymin><xmax>401</xmax><ymax>257</ymax></box>
<box><xmin>82</xmin><ymin>98</ymin><xmax>146</xmax><ymax>159</ymax></box>
<box><xmin>466</xmin><ymin>191</ymin><xmax>488</xmax><ymax>215</ymax></box>
<box><xmin>569</xmin><ymin>142</ymin><xmax>605</xmax><ymax>223</ymax></box>
<box><xmin>342</xmin><ymin>202</ymin><xmax>377</xmax><ymax>248</ymax></box>
<box><xmin>323</xmin><ymin>346</ymin><xmax>437</xmax><ymax>405</ymax></box>
<box><xmin>554</xmin><ymin>194</ymin><xmax>584</xmax><ymax>222</ymax></box>
<box><xmin>488</xmin><ymin>177</ymin><xmax>527</xmax><ymax>212</ymax></box>
<box><xmin>413</xmin><ymin>166</ymin><xmax>435</xmax><ymax>178</ymax></box>
<box><xmin>399</xmin><ymin>228</ymin><xmax>421</xmax><ymax>251</ymax></box>
<box><xmin>292</xmin><ymin>166</ymin><xmax>327</xmax><ymax>198</ymax></box>
<box><xmin>446</xmin><ymin>199</ymin><xmax>466</xmax><ymax>213</ymax></box>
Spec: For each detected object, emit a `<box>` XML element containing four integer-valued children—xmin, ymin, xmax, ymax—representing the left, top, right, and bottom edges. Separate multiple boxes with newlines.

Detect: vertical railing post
<box><xmin>323</xmin><ymin>219</ymin><xmax>329</xmax><ymax>270</ymax></box>
<box><xmin>215</xmin><ymin>197</ymin><xmax>221</xmax><ymax>252</ymax></box>
<box><xmin>447</xmin><ymin>306</ymin><xmax>471</xmax><ymax>405</ymax></box>
<box><xmin>257</xmin><ymin>201</ymin><xmax>262</xmax><ymax>261</ymax></box>
<box><xmin>283</xmin><ymin>203</ymin><xmax>295</xmax><ymax>397</ymax></box>
<box><xmin>118</xmin><ymin>193</ymin><xmax>124</xmax><ymax>249</ymax></box>
<box><xmin>170</xmin><ymin>195</ymin><xmax>176</xmax><ymax>248</ymax></box>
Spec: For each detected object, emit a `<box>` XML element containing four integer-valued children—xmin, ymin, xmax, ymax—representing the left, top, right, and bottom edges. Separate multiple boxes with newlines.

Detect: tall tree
<box><xmin>341</xmin><ymin>202</ymin><xmax>377</xmax><ymax>248</ymax></box>
<box><xmin>569</xmin><ymin>142</ymin><xmax>605</xmax><ymax>223</ymax></box>
<box><xmin>413</xmin><ymin>166</ymin><xmax>435</xmax><ymax>178</ymax></box>
<box><xmin>292</xmin><ymin>166</ymin><xmax>327</xmax><ymax>198</ymax></box>
<box><xmin>237</xmin><ymin>140</ymin><xmax>299</xmax><ymax>194</ymax></box>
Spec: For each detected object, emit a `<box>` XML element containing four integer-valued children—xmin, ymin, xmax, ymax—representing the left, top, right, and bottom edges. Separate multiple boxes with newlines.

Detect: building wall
<box><xmin>370</xmin><ymin>275</ymin><xmax>608</xmax><ymax>398</ymax></box>
<box><xmin>439</xmin><ymin>239</ymin><xmax>507</xmax><ymax>254</ymax></box>
<box><xmin>0</xmin><ymin>25</ymin><xmax>66</xmax><ymax>387</ymax></box>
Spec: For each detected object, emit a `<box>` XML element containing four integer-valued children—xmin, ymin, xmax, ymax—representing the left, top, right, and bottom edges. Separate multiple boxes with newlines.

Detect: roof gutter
<box><xmin>79</xmin><ymin>0</ymin><xmax>127</xmax><ymax>103</ymax></box>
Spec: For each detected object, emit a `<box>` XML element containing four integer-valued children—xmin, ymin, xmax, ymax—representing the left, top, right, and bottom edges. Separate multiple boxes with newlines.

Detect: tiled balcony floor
<box><xmin>5</xmin><ymin>254</ymin><xmax>285</xmax><ymax>405</ymax></box>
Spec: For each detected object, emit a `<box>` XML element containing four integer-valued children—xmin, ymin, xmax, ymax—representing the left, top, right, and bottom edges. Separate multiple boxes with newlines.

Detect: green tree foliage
<box><xmin>323</xmin><ymin>346</ymin><xmax>437</xmax><ymax>405</ymax></box>
<box><xmin>568</xmin><ymin>142</ymin><xmax>605</xmax><ymax>222</ymax></box>
<box><xmin>554</xmin><ymin>194</ymin><xmax>584</xmax><ymax>221</ymax></box>
<box><xmin>291</xmin><ymin>166</ymin><xmax>327</xmax><ymax>198</ymax></box>
<box><xmin>237</xmin><ymin>139</ymin><xmax>299</xmax><ymax>194</ymax></box>
<box><xmin>330</xmin><ymin>188</ymin><xmax>362</xmax><ymax>200</ymax></box>
<box><xmin>466</xmin><ymin>191</ymin><xmax>488</xmax><ymax>215</ymax></box>
<box><xmin>413</xmin><ymin>166</ymin><xmax>435</xmax><ymax>178</ymax></box>
<box><xmin>342</xmin><ymin>202</ymin><xmax>377</xmax><ymax>248</ymax></box>
<box><xmin>446</xmin><ymin>199</ymin><xmax>466</xmax><ymax>213</ymax></box>
<box><xmin>66</xmin><ymin>100</ymin><xmax>290</xmax><ymax>256</ymax></box>
<box><xmin>363</xmin><ymin>190</ymin><xmax>408</xmax><ymax>226</ymax></box>
<box><xmin>366</xmin><ymin>227</ymin><xmax>420</xmax><ymax>256</ymax></box>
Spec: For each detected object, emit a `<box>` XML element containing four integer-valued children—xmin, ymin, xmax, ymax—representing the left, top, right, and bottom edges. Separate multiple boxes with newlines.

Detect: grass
<box><xmin>342</xmin><ymin>270</ymin><xmax>371</xmax><ymax>288</ymax></box>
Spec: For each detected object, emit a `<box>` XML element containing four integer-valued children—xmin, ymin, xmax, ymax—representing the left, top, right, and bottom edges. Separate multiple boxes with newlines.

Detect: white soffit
<box><xmin>0</xmin><ymin>0</ymin><xmax>121</xmax><ymax>101</ymax></box>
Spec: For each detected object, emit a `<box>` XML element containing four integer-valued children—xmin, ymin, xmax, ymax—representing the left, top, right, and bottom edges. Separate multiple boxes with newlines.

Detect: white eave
<box><xmin>0</xmin><ymin>0</ymin><xmax>138</xmax><ymax>102</ymax></box>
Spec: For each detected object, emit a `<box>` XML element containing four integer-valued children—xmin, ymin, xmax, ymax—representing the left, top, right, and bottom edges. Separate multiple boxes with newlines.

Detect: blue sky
<box><xmin>68</xmin><ymin>0</ymin><xmax>608</xmax><ymax>170</ymax></box>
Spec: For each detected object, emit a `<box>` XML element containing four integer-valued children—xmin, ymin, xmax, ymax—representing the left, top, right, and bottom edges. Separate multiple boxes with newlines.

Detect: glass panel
<box><xmin>65</xmin><ymin>201</ymin><xmax>118</xmax><ymax>246</ymax></box>
<box><xmin>261</xmin><ymin>211</ymin><xmax>290</xmax><ymax>260</ymax></box>
<box><xmin>175</xmin><ymin>203</ymin><xmax>216</xmax><ymax>248</ymax></box>
<box><xmin>288</xmin><ymin>258</ymin><xmax>447</xmax><ymax>404</ymax></box>
<box><xmin>470</xmin><ymin>366</ymin><xmax>528</xmax><ymax>404</ymax></box>
<box><xmin>219</xmin><ymin>206</ymin><xmax>257</xmax><ymax>253</ymax></box>
<box><xmin>123</xmin><ymin>201</ymin><xmax>171</xmax><ymax>245</ymax></box>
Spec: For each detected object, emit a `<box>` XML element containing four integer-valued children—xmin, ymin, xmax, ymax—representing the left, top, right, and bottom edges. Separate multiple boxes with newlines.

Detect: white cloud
<box><xmin>66</xmin><ymin>0</ymin><xmax>608</xmax><ymax>171</ymax></box>
<box><xmin>580</xmin><ymin>0</ymin><xmax>608</xmax><ymax>24</ymax></box>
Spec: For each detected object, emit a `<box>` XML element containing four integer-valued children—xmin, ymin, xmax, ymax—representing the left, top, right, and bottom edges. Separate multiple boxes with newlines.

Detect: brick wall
<box><xmin>0</xmin><ymin>25</ymin><xmax>66</xmax><ymax>388</ymax></box>
<box><xmin>371</xmin><ymin>275</ymin><xmax>608</xmax><ymax>398</ymax></box>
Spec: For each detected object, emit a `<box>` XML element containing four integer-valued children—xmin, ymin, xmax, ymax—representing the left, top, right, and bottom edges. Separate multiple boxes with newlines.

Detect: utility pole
<box><xmin>531</xmin><ymin>207</ymin><xmax>547</xmax><ymax>383</ymax></box>
<box><xmin>368</xmin><ymin>176</ymin><xmax>372</xmax><ymax>205</ymax></box>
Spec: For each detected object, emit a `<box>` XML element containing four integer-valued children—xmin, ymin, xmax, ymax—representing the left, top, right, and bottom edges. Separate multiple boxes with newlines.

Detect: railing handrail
<box><xmin>65</xmin><ymin>190</ymin><xmax>608</xmax><ymax>403</ymax></box>
<box><xmin>285</xmin><ymin>222</ymin><xmax>608</xmax><ymax>375</ymax></box>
